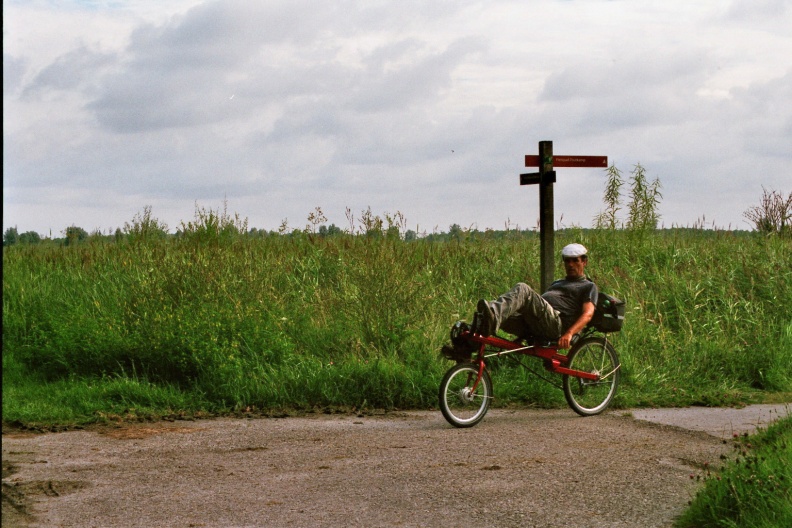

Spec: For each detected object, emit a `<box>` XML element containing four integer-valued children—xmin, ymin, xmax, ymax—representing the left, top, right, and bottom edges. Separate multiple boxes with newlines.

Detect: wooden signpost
<box><xmin>521</xmin><ymin>141</ymin><xmax>607</xmax><ymax>291</ymax></box>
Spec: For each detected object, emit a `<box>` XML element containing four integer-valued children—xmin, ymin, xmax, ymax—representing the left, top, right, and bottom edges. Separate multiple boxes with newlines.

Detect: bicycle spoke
<box><xmin>598</xmin><ymin>364</ymin><xmax>621</xmax><ymax>380</ymax></box>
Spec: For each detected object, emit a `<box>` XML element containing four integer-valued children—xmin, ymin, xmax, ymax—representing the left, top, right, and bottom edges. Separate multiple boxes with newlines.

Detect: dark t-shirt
<box><xmin>541</xmin><ymin>277</ymin><xmax>598</xmax><ymax>332</ymax></box>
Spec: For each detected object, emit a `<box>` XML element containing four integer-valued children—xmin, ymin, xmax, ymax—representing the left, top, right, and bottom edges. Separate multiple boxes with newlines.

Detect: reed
<box><xmin>3</xmin><ymin>220</ymin><xmax>791</xmax><ymax>425</ymax></box>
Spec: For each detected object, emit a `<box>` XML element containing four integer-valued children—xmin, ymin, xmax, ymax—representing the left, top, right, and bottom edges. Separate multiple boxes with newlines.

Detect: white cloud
<box><xmin>3</xmin><ymin>0</ymin><xmax>792</xmax><ymax>235</ymax></box>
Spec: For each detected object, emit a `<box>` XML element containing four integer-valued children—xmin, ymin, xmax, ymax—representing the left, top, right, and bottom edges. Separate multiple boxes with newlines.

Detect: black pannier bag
<box><xmin>589</xmin><ymin>292</ymin><xmax>625</xmax><ymax>332</ymax></box>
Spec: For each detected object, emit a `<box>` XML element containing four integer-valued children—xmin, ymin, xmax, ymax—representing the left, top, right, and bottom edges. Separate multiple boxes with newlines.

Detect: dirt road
<box><xmin>3</xmin><ymin>405</ymin><xmax>789</xmax><ymax>528</ymax></box>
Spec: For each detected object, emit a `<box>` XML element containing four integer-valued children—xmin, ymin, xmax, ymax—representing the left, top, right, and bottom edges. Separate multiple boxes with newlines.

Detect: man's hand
<box><xmin>558</xmin><ymin>301</ymin><xmax>596</xmax><ymax>349</ymax></box>
<box><xmin>558</xmin><ymin>332</ymin><xmax>575</xmax><ymax>349</ymax></box>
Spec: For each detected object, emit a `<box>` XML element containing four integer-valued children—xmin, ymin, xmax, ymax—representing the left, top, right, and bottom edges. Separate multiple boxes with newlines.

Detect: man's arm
<box><xmin>558</xmin><ymin>301</ymin><xmax>595</xmax><ymax>349</ymax></box>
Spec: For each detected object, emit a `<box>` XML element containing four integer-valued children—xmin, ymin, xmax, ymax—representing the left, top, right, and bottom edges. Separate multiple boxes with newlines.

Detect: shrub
<box><xmin>743</xmin><ymin>187</ymin><xmax>791</xmax><ymax>235</ymax></box>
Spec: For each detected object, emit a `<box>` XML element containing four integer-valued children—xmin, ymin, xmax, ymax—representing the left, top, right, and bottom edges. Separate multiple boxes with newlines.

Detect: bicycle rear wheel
<box><xmin>562</xmin><ymin>336</ymin><xmax>620</xmax><ymax>416</ymax></box>
<box><xmin>438</xmin><ymin>363</ymin><xmax>492</xmax><ymax>428</ymax></box>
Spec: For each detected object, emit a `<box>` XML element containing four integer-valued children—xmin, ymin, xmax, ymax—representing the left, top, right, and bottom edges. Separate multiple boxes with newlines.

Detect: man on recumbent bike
<box><xmin>474</xmin><ymin>243</ymin><xmax>597</xmax><ymax>349</ymax></box>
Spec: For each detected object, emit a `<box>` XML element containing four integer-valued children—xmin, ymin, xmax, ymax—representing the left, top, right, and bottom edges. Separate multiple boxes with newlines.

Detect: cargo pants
<box><xmin>488</xmin><ymin>282</ymin><xmax>564</xmax><ymax>339</ymax></box>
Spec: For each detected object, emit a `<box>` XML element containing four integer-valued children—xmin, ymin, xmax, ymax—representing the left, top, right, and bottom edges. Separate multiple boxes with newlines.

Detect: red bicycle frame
<box><xmin>462</xmin><ymin>329</ymin><xmax>600</xmax><ymax>381</ymax></box>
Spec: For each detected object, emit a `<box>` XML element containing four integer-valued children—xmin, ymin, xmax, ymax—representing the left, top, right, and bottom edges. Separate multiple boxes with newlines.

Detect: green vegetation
<box><xmin>3</xmin><ymin>201</ymin><xmax>791</xmax><ymax>428</ymax></box>
<box><xmin>742</xmin><ymin>188</ymin><xmax>791</xmax><ymax>236</ymax></box>
<box><xmin>676</xmin><ymin>414</ymin><xmax>792</xmax><ymax>528</ymax></box>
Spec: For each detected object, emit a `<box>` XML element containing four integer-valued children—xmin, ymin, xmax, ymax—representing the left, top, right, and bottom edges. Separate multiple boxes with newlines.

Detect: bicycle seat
<box><xmin>518</xmin><ymin>333</ymin><xmax>558</xmax><ymax>347</ymax></box>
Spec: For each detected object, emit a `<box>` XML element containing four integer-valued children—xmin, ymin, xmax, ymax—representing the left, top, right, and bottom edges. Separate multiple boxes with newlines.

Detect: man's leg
<box><xmin>477</xmin><ymin>283</ymin><xmax>562</xmax><ymax>338</ymax></box>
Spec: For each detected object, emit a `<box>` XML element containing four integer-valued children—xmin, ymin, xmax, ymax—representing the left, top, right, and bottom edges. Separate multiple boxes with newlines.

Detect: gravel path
<box><xmin>3</xmin><ymin>404</ymin><xmax>789</xmax><ymax>528</ymax></box>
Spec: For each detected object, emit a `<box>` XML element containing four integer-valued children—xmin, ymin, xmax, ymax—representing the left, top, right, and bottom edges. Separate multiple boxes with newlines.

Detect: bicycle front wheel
<box><xmin>562</xmin><ymin>336</ymin><xmax>620</xmax><ymax>416</ymax></box>
<box><xmin>438</xmin><ymin>363</ymin><xmax>492</xmax><ymax>428</ymax></box>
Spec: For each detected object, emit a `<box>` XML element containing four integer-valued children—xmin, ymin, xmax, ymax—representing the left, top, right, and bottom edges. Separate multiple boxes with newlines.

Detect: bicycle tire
<box><xmin>438</xmin><ymin>363</ymin><xmax>492</xmax><ymax>428</ymax></box>
<box><xmin>562</xmin><ymin>336</ymin><xmax>620</xmax><ymax>416</ymax></box>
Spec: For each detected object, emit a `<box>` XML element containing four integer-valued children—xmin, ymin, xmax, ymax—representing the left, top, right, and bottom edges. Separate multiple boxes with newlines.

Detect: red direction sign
<box><xmin>525</xmin><ymin>155</ymin><xmax>607</xmax><ymax>168</ymax></box>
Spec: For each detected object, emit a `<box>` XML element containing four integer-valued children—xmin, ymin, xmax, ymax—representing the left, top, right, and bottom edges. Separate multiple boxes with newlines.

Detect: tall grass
<box><xmin>3</xmin><ymin>221</ymin><xmax>791</xmax><ymax>425</ymax></box>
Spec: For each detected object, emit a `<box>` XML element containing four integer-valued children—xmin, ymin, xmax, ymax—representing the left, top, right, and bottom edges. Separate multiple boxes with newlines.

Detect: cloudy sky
<box><xmin>4</xmin><ymin>0</ymin><xmax>791</xmax><ymax>236</ymax></box>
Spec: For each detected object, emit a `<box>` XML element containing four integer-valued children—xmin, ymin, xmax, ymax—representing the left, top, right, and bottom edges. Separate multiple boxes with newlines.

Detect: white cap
<box><xmin>562</xmin><ymin>243</ymin><xmax>588</xmax><ymax>258</ymax></box>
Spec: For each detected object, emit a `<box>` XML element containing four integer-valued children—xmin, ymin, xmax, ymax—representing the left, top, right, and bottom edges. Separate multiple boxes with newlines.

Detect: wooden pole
<box><xmin>539</xmin><ymin>140</ymin><xmax>554</xmax><ymax>292</ymax></box>
<box><xmin>524</xmin><ymin>141</ymin><xmax>604</xmax><ymax>289</ymax></box>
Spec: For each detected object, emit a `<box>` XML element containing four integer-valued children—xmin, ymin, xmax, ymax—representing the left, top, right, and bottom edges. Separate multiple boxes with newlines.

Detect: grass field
<box><xmin>3</xmin><ymin>219</ymin><xmax>791</xmax><ymax>427</ymax></box>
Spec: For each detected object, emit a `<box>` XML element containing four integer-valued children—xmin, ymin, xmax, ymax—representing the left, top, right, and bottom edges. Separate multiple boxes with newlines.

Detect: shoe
<box><xmin>476</xmin><ymin>299</ymin><xmax>496</xmax><ymax>337</ymax></box>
